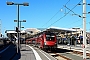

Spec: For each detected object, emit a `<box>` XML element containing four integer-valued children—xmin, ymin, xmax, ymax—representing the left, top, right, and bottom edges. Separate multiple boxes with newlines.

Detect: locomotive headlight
<box><xmin>44</xmin><ymin>42</ymin><xmax>46</xmax><ymax>45</ymax></box>
<box><xmin>55</xmin><ymin>43</ymin><xmax>57</xmax><ymax>44</ymax></box>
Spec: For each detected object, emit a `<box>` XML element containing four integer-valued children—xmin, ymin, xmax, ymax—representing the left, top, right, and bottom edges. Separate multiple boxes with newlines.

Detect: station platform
<box><xmin>13</xmin><ymin>44</ymin><xmax>57</xmax><ymax>60</ymax></box>
<box><xmin>58</xmin><ymin>44</ymin><xmax>90</xmax><ymax>53</ymax></box>
<box><xmin>20</xmin><ymin>44</ymin><xmax>36</xmax><ymax>60</ymax></box>
<box><xmin>11</xmin><ymin>44</ymin><xmax>90</xmax><ymax>60</ymax></box>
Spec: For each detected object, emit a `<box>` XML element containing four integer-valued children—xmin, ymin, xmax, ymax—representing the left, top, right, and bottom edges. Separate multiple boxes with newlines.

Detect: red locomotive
<box><xmin>26</xmin><ymin>31</ymin><xmax>57</xmax><ymax>49</ymax></box>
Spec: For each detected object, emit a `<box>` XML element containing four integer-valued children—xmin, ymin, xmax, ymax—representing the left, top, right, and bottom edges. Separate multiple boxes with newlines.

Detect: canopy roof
<box><xmin>41</xmin><ymin>26</ymin><xmax>76</xmax><ymax>34</ymax></box>
<box><xmin>5</xmin><ymin>30</ymin><xmax>26</xmax><ymax>33</ymax></box>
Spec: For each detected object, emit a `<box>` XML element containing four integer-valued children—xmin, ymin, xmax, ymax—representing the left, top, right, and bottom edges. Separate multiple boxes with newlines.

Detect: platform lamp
<box><xmin>14</xmin><ymin>20</ymin><xmax>26</xmax><ymax>49</ymax></box>
<box><xmin>7</xmin><ymin>1</ymin><xmax>29</xmax><ymax>53</ymax></box>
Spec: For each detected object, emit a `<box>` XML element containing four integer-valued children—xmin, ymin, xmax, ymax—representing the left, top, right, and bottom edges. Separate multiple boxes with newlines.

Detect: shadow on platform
<box><xmin>21</xmin><ymin>49</ymin><xmax>31</xmax><ymax>51</ymax></box>
<box><xmin>12</xmin><ymin>48</ymin><xmax>21</xmax><ymax>60</ymax></box>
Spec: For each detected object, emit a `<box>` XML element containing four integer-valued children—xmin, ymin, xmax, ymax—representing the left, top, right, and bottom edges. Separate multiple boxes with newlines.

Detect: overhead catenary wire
<box><xmin>42</xmin><ymin>0</ymin><xmax>71</xmax><ymax>27</ymax></box>
<box><xmin>47</xmin><ymin>0</ymin><xmax>82</xmax><ymax>28</ymax></box>
<box><xmin>70</xmin><ymin>21</ymin><xmax>90</xmax><ymax>29</ymax></box>
<box><xmin>63</xmin><ymin>19</ymin><xmax>81</xmax><ymax>27</ymax></box>
<box><xmin>62</xmin><ymin>0</ymin><xmax>90</xmax><ymax>29</ymax></box>
<box><xmin>67</xmin><ymin>15</ymin><xmax>90</xmax><ymax>29</ymax></box>
<box><xmin>62</xmin><ymin>2</ymin><xmax>82</xmax><ymax>27</ymax></box>
<box><xmin>41</xmin><ymin>10</ymin><xmax>61</xmax><ymax>27</ymax></box>
<box><xmin>63</xmin><ymin>5</ymin><xmax>76</xmax><ymax>14</ymax></box>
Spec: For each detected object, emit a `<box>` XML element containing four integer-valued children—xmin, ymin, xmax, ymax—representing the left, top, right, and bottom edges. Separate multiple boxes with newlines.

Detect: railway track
<box><xmin>50</xmin><ymin>53</ymin><xmax>72</xmax><ymax>60</ymax></box>
<box><xmin>44</xmin><ymin>48</ymin><xmax>72</xmax><ymax>60</ymax></box>
<box><xmin>72</xmin><ymin>50</ymin><xmax>90</xmax><ymax>57</ymax></box>
<box><xmin>44</xmin><ymin>48</ymin><xmax>90</xmax><ymax>60</ymax></box>
<box><xmin>29</xmin><ymin>44</ymin><xmax>90</xmax><ymax>60</ymax></box>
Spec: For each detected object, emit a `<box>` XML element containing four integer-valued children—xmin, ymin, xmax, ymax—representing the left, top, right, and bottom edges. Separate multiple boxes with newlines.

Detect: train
<box><xmin>26</xmin><ymin>31</ymin><xmax>57</xmax><ymax>50</ymax></box>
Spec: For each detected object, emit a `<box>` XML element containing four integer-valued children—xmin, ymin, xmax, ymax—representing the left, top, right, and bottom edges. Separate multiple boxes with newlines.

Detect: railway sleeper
<box><xmin>55</xmin><ymin>53</ymin><xmax>72</xmax><ymax>60</ymax></box>
<box><xmin>87</xmin><ymin>53</ymin><xmax>90</xmax><ymax>57</ymax></box>
<box><xmin>51</xmin><ymin>54</ymin><xmax>59</xmax><ymax>57</ymax></box>
<box><xmin>73</xmin><ymin>51</ymin><xmax>90</xmax><ymax>57</ymax></box>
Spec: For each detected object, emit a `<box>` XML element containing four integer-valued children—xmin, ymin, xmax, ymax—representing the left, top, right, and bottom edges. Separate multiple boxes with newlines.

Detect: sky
<box><xmin>0</xmin><ymin>0</ymin><xmax>90</xmax><ymax>36</ymax></box>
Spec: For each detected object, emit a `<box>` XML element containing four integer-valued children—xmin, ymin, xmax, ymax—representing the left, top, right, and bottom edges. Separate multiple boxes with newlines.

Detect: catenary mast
<box><xmin>83</xmin><ymin>0</ymin><xmax>86</xmax><ymax>60</ymax></box>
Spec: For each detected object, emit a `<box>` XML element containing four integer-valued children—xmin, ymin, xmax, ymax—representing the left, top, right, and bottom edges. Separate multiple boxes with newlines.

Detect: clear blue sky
<box><xmin>0</xmin><ymin>0</ymin><xmax>90</xmax><ymax>35</ymax></box>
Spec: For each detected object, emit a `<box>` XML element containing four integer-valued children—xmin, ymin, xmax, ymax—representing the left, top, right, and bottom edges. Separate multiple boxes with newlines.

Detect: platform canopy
<box><xmin>5</xmin><ymin>27</ymin><xmax>77</xmax><ymax>38</ymax></box>
<box><xmin>5</xmin><ymin>30</ymin><xmax>26</xmax><ymax>34</ymax></box>
<box><xmin>5</xmin><ymin>30</ymin><xmax>26</xmax><ymax>38</ymax></box>
<box><xmin>29</xmin><ymin>26</ymin><xmax>77</xmax><ymax>38</ymax></box>
<box><xmin>40</xmin><ymin>26</ymin><xmax>77</xmax><ymax>34</ymax></box>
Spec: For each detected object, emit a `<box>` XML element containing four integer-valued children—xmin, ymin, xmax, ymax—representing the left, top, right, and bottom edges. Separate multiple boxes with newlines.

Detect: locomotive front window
<box><xmin>46</xmin><ymin>34</ymin><xmax>55</xmax><ymax>41</ymax></box>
